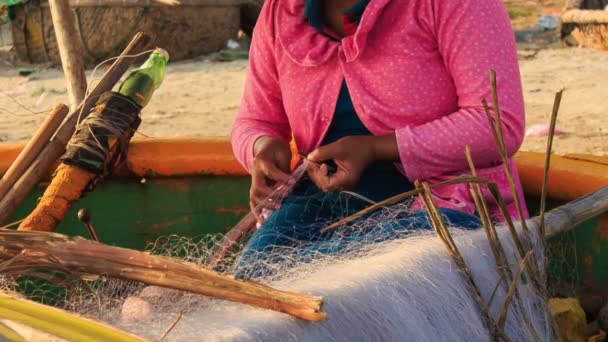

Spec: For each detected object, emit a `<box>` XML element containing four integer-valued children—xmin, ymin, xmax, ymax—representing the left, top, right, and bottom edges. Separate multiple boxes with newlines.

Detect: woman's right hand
<box><xmin>250</xmin><ymin>136</ymin><xmax>292</xmax><ymax>220</ymax></box>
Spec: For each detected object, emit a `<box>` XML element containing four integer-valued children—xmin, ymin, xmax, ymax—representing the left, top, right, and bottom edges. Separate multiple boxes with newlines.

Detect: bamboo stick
<box><xmin>0</xmin><ymin>231</ymin><xmax>326</xmax><ymax>322</ymax></box>
<box><xmin>0</xmin><ymin>104</ymin><xmax>69</xmax><ymax>201</ymax></box>
<box><xmin>540</xmin><ymin>185</ymin><xmax>608</xmax><ymax>239</ymax></box>
<box><xmin>320</xmin><ymin>176</ymin><xmax>495</xmax><ymax>233</ymax></box>
<box><xmin>0</xmin><ymin>32</ymin><xmax>151</xmax><ymax>225</ymax></box>
<box><xmin>49</xmin><ymin>0</ymin><xmax>87</xmax><ymax>108</ymax></box>
<box><xmin>207</xmin><ymin>212</ymin><xmax>257</xmax><ymax>269</ymax></box>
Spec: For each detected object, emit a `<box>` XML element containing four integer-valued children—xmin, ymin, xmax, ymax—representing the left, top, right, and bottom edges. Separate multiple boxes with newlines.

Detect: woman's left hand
<box><xmin>306</xmin><ymin>136</ymin><xmax>377</xmax><ymax>192</ymax></box>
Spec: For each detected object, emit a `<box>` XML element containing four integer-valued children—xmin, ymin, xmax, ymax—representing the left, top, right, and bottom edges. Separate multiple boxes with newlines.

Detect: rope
<box><xmin>65</xmin><ymin>92</ymin><xmax>141</xmax><ymax>177</ymax></box>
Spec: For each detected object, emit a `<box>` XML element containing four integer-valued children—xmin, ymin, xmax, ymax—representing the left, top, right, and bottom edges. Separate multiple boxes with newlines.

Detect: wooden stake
<box><xmin>541</xmin><ymin>185</ymin><xmax>608</xmax><ymax>239</ymax></box>
<box><xmin>0</xmin><ymin>104</ymin><xmax>69</xmax><ymax>200</ymax></box>
<box><xmin>0</xmin><ymin>230</ymin><xmax>326</xmax><ymax>322</ymax></box>
<box><xmin>207</xmin><ymin>212</ymin><xmax>257</xmax><ymax>269</ymax></box>
<box><xmin>48</xmin><ymin>0</ymin><xmax>87</xmax><ymax>108</ymax></box>
<box><xmin>0</xmin><ymin>33</ymin><xmax>151</xmax><ymax>225</ymax></box>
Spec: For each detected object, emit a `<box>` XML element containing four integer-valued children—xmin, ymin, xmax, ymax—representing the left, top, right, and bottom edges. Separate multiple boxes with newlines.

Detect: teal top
<box><xmin>305</xmin><ymin>0</ymin><xmax>414</xmax><ymax>201</ymax></box>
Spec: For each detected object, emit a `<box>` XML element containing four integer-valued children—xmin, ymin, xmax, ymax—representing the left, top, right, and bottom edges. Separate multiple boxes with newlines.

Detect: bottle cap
<box><xmin>155</xmin><ymin>48</ymin><xmax>170</xmax><ymax>62</ymax></box>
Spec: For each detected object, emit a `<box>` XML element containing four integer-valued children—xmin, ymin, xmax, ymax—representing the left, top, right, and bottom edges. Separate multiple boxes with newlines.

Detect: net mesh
<box><xmin>0</xmin><ymin>187</ymin><xmax>560</xmax><ymax>341</ymax></box>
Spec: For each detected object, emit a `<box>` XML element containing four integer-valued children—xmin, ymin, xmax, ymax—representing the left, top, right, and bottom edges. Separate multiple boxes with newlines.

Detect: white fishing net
<box><xmin>1</xmin><ymin>187</ymin><xmax>558</xmax><ymax>341</ymax></box>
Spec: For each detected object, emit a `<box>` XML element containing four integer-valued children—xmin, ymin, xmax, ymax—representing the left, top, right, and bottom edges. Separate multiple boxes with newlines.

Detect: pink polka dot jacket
<box><xmin>230</xmin><ymin>0</ymin><xmax>529</xmax><ymax>220</ymax></box>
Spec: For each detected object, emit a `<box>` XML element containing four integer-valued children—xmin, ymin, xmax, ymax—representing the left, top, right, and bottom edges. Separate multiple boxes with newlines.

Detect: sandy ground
<box><xmin>0</xmin><ymin>47</ymin><xmax>606</xmax><ymax>156</ymax></box>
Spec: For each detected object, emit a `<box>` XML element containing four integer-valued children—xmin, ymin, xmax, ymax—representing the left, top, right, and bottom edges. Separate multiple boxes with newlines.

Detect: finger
<box><xmin>261</xmin><ymin>161</ymin><xmax>291</xmax><ymax>184</ymax></box>
<box><xmin>251</xmin><ymin>169</ymin><xmax>274</xmax><ymax>195</ymax></box>
<box><xmin>326</xmin><ymin>170</ymin><xmax>351</xmax><ymax>191</ymax></box>
<box><xmin>307</xmin><ymin>142</ymin><xmax>342</xmax><ymax>163</ymax></box>
<box><xmin>250</xmin><ymin>200</ymin><xmax>263</xmax><ymax>224</ymax></box>
<box><xmin>312</xmin><ymin>164</ymin><xmax>332</xmax><ymax>192</ymax></box>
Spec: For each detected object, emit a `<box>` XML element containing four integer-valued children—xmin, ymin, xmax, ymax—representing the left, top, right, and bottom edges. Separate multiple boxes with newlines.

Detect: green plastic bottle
<box><xmin>118</xmin><ymin>48</ymin><xmax>169</xmax><ymax>108</ymax></box>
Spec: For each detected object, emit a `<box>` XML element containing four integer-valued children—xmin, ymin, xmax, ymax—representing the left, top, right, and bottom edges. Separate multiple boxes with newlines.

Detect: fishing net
<box><xmin>546</xmin><ymin>228</ymin><xmax>581</xmax><ymax>297</ymax></box>
<box><xmin>0</xmin><ymin>180</ymin><xmax>558</xmax><ymax>341</ymax></box>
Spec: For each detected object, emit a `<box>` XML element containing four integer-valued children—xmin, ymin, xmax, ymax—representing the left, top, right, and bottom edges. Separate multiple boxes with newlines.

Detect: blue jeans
<box><xmin>234</xmin><ymin>181</ymin><xmax>481</xmax><ymax>280</ymax></box>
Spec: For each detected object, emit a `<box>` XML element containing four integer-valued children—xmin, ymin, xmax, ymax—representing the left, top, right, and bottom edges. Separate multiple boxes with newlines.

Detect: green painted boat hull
<box><xmin>8</xmin><ymin>176</ymin><xmax>608</xmax><ymax>298</ymax></box>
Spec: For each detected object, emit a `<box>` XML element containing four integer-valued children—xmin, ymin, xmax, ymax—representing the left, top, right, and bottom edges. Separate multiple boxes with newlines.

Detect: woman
<box><xmin>231</xmin><ymin>0</ymin><xmax>528</xmax><ymax>278</ymax></box>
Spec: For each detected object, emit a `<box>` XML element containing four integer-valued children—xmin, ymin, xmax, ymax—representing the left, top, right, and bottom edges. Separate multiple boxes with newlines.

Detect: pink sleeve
<box><xmin>230</xmin><ymin>1</ymin><xmax>291</xmax><ymax>173</ymax></box>
<box><xmin>395</xmin><ymin>0</ymin><xmax>525</xmax><ymax>181</ymax></box>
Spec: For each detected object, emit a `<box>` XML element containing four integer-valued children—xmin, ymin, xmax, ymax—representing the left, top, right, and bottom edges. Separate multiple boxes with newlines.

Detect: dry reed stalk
<box><xmin>474</xmin><ymin>166</ymin><xmax>545</xmax><ymax>295</ymax></box>
<box><xmin>483</xmin><ymin>70</ymin><xmax>529</xmax><ymax>237</ymax></box>
<box><xmin>0</xmin><ymin>230</ymin><xmax>326</xmax><ymax>322</ymax></box>
<box><xmin>483</xmin><ymin>70</ymin><xmax>546</xmax><ymax>293</ymax></box>
<box><xmin>467</xmin><ymin>145</ymin><xmax>544</xmax><ymax>339</ymax></box>
<box><xmin>417</xmin><ymin>181</ymin><xmax>507</xmax><ymax>342</ymax></box>
<box><xmin>159</xmin><ymin>311</ymin><xmax>183</xmax><ymax>341</ymax></box>
<box><xmin>320</xmin><ymin>176</ymin><xmax>496</xmax><ymax>233</ymax></box>
<box><xmin>497</xmin><ymin>251</ymin><xmax>533</xmax><ymax>330</ymax></box>
<box><xmin>539</xmin><ymin>90</ymin><xmax>564</xmax><ymax>240</ymax></box>
<box><xmin>487</xmin><ymin>275</ymin><xmax>505</xmax><ymax>308</ymax></box>
<box><xmin>465</xmin><ymin>146</ymin><xmax>513</xmax><ymax>285</ymax></box>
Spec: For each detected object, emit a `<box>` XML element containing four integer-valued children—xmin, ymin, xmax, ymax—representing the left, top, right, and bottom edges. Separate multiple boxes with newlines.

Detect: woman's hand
<box><xmin>306</xmin><ymin>134</ymin><xmax>399</xmax><ymax>192</ymax></box>
<box><xmin>250</xmin><ymin>136</ymin><xmax>292</xmax><ymax>218</ymax></box>
<box><xmin>307</xmin><ymin>134</ymin><xmax>399</xmax><ymax>192</ymax></box>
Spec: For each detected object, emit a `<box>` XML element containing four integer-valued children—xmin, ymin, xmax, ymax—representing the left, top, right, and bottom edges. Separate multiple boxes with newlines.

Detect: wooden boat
<box><xmin>1</xmin><ymin>137</ymin><xmax>607</xmax><ymax>299</ymax></box>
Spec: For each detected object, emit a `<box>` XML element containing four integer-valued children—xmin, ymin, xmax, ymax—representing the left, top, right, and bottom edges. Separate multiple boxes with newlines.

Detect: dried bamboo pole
<box><xmin>0</xmin><ymin>33</ymin><xmax>151</xmax><ymax>225</ymax></box>
<box><xmin>49</xmin><ymin>0</ymin><xmax>87</xmax><ymax>108</ymax></box>
<box><xmin>0</xmin><ymin>230</ymin><xmax>326</xmax><ymax>322</ymax></box>
<box><xmin>0</xmin><ymin>104</ymin><xmax>69</xmax><ymax>200</ymax></box>
<box><xmin>540</xmin><ymin>185</ymin><xmax>608</xmax><ymax>239</ymax></box>
<box><xmin>320</xmin><ymin>176</ymin><xmax>495</xmax><ymax>233</ymax></box>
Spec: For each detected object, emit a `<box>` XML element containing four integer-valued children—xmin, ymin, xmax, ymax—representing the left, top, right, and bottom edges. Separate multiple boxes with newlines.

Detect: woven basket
<box><xmin>10</xmin><ymin>0</ymin><xmax>244</xmax><ymax>66</ymax></box>
<box><xmin>561</xmin><ymin>10</ymin><xmax>608</xmax><ymax>51</ymax></box>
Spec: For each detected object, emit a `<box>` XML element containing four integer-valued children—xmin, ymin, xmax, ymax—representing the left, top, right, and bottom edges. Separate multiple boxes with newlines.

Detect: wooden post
<box><xmin>541</xmin><ymin>185</ymin><xmax>608</xmax><ymax>238</ymax></box>
<box><xmin>0</xmin><ymin>33</ymin><xmax>151</xmax><ymax>225</ymax></box>
<box><xmin>48</xmin><ymin>0</ymin><xmax>87</xmax><ymax>107</ymax></box>
<box><xmin>0</xmin><ymin>104</ymin><xmax>69</xmax><ymax>201</ymax></box>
